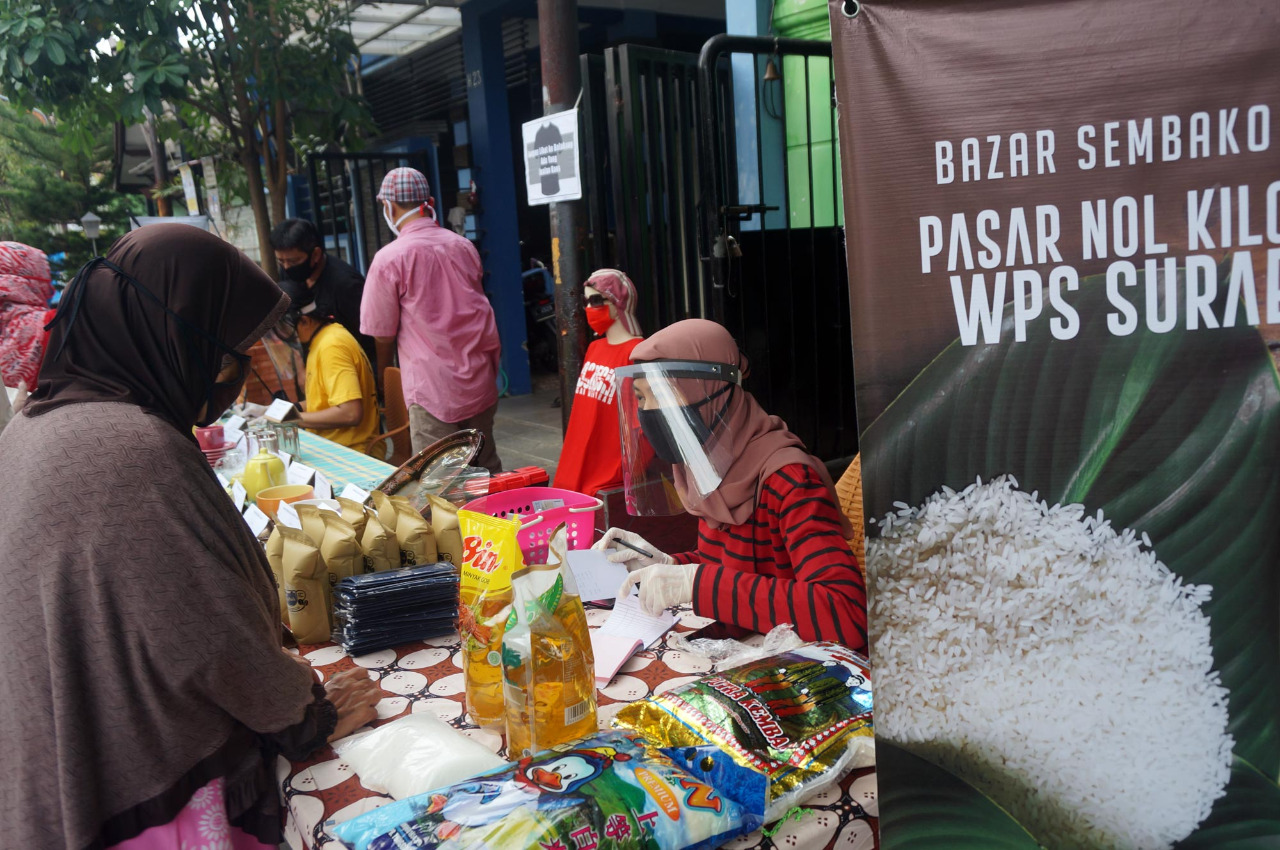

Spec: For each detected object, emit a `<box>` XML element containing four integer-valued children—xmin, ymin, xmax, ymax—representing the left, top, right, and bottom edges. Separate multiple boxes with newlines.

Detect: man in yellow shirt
<box><xmin>276</xmin><ymin>279</ymin><xmax>379</xmax><ymax>450</ymax></box>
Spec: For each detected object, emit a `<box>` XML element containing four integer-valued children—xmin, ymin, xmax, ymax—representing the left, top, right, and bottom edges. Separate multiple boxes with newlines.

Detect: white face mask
<box><xmin>383</xmin><ymin>201</ymin><xmax>419</xmax><ymax>236</ymax></box>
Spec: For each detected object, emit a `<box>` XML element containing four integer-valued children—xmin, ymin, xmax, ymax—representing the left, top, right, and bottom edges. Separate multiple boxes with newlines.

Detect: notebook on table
<box><xmin>592</xmin><ymin>594</ymin><xmax>678</xmax><ymax>686</ymax></box>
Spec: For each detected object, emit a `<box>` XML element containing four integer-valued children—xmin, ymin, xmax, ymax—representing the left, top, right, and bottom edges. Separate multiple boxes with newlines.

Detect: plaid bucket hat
<box><xmin>376</xmin><ymin>167</ymin><xmax>432</xmax><ymax>204</ymax></box>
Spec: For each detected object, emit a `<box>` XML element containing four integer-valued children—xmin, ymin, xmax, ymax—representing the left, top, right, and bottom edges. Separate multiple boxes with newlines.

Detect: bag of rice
<box><xmin>393</xmin><ymin>499</ymin><xmax>437</xmax><ymax>567</ymax></box>
<box><xmin>360</xmin><ymin>512</ymin><xmax>398</xmax><ymax>573</ymax></box>
<box><xmin>329</xmin><ymin>731</ymin><xmax>764</xmax><ymax>850</ymax></box>
<box><xmin>319</xmin><ymin>511</ymin><xmax>361</xmax><ymax>595</ymax></box>
<box><xmin>280</xmin><ymin>525</ymin><xmax>331</xmax><ymax>644</ymax></box>
<box><xmin>426</xmin><ymin>493</ymin><xmax>463</xmax><ymax>566</ymax></box>
<box><xmin>612</xmin><ymin>642</ymin><xmax>874</xmax><ymax>821</ymax></box>
<box><xmin>265</xmin><ymin>525</ymin><xmax>288</xmax><ymax>623</ymax></box>
<box><xmin>337</xmin><ymin>496</ymin><xmax>369</xmax><ymax>539</ymax></box>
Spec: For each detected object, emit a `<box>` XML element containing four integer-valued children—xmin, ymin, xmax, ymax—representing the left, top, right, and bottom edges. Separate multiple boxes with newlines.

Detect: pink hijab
<box><xmin>0</xmin><ymin>242</ymin><xmax>53</xmax><ymax>389</ymax></box>
<box><xmin>585</xmin><ymin>268</ymin><xmax>643</xmax><ymax>337</ymax></box>
<box><xmin>632</xmin><ymin>319</ymin><xmax>851</xmax><ymax>534</ymax></box>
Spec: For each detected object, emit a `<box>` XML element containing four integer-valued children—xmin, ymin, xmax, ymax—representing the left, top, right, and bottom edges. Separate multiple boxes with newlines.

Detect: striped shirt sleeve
<box><xmin>692</xmin><ymin>464</ymin><xmax>868</xmax><ymax>649</ymax></box>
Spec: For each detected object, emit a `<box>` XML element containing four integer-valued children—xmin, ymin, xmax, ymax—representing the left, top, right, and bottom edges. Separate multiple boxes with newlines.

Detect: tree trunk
<box><xmin>239</xmin><ymin>140</ymin><xmax>275</xmax><ymax>271</ymax></box>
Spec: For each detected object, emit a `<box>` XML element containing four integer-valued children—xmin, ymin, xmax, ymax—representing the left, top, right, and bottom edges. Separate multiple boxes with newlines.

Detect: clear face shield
<box><xmin>613</xmin><ymin>360</ymin><xmax>742</xmax><ymax>516</ymax></box>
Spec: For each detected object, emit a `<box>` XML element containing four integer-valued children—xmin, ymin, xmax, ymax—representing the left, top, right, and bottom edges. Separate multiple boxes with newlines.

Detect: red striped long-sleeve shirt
<box><xmin>671</xmin><ymin>463</ymin><xmax>868</xmax><ymax>649</ymax></box>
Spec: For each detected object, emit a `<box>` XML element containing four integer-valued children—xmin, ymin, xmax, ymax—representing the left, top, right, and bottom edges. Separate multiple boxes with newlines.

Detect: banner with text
<box><xmin>831</xmin><ymin>0</ymin><xmax>1279</xmax><ymax>847</ymax></box>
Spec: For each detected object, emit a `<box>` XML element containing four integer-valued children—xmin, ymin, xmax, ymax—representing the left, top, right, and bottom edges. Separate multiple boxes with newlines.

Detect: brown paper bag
<box><xmin>371</xmin><ymin>490</ymin><xmax>399</xmax><ymax>534</ymax></box>
<box><xmin>280</xmin><ymin>526</ymin><xmax>330</xmax><ymax>644</ymax></box>
<box><xmin>393</xmin><ymin>500</ymin><xmax>437</xmax><ymax>567</ymax></box>
<box><xmin>265</xmin><ymin>525</ymin><xmax>288</xmax><ymax>623</ymax></box>
<box><xmin>337</xmin><ymin>496</ymin><xmax>369</xmax><ymax>539</ymax></box>
<box><xmin>319</xmin><ymin>511</ymin><xmax>361</xmax><ymax>604</ymax></box>
<box><xmin>360</xmin><ymin>512</ymin><xmax>398</xmax><ymax>573</ymax></box>
<box><xmin>426</xmin><ymin>493</ymin><xmax>464</xmax><ymax>566</ymax></box>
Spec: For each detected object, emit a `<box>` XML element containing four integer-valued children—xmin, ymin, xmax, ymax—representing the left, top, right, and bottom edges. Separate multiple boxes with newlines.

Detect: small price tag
<box><xmin>287</xmin><ymin>462</ymin><xmax>316</xmax><ymax>486</ymax></box>
<box><xmin>231</xmin><ymin>480</ymin><xmax>247</xmax><ymax>511</ymax></box>
<box><xmin>243</xmin><ymin>504</ymin><xmax>270</xmax><ymax>536</ymax></box>
<box><xmin>314</xmin><ymin>471</ymin><xmax>332</xmax><ymax>501</ymax></box>
<box><xmin>263</xmin><ymin>398</ymin><xmax>295</xmax><ymax>422</ymax></box>
<box><xmin>339</xmin><ymin>483</ymin><xmax>370</xmax><ymax>504</ymax></box>
<box><xmin>223</xmin><ymin>413</ymin><xmax>247</xmax><ymax>432</ymax></box>
<box><xmin>275</xmin><ymin>451</ymin><xmax>292</xmax><ymax>468</ymax></box>
<box><xmin>276</xmin><ymin>501</ymin><xmax>302</xmax><ymax>530</ymax></box>
<box><xmin>216</xmin><ymin>472</ymin><xmax>231</xmax><ymax>489</ymax></box>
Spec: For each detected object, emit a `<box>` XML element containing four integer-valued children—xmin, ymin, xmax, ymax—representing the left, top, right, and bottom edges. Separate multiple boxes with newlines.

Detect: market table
<box><xmin>294</xmin><ymin>429</ymin><xmax>396</xmax><ymax>494</ymax></box>
<box><xmin>280</xmin><ymin>606</ymin><xmax>879</xmax><ymax>850</ymax></box>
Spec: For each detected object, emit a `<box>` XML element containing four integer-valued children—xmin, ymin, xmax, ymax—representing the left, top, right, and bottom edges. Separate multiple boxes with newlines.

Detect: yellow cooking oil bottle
<box><xmin>502</xmin><ymin>528</ymin><xmax>597</xmax><ymax>757</ymax></box>
<box><xmin>457</xmin><ymin>510</ymin><xmax>524</xmax><ymax>729</ymax></box>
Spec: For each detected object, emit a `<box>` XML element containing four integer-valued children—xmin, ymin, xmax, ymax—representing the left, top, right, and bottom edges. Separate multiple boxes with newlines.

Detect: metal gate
<box><xmin>581</xmin><ymin>45</ymin><xmax>710</xmax><ymax>334</ymax></box>
<box><xmin>307</xmin><ymin>151</ymin><xmax>432</xmax><ymax>274</ymax></box>
<box><xmin>580</xmin><ymin>36</ymin><xmax>857</xmax><ymax>463</ymax></box>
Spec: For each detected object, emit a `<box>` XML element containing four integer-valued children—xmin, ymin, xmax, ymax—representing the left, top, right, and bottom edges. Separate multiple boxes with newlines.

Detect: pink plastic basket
<box><xmin>461</xmin><ymin>486</ymin><xmax>604</xmax><ymax>563</ymax></box>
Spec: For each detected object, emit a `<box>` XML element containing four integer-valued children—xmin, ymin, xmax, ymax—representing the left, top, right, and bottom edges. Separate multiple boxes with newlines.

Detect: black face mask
<box><xmin>281</xmin><ymin>253</ymin><xmax>316</xmax><ymax>283</ymax></box>
<box><xmin>637</xmin><ymin>385</ymin><xmax>732</xmax><ymax>465</ymax></box>
<box><xmin>200</xmin><ymin>369</ymin><xmax>248</xmax><ymax>427</ymax></box>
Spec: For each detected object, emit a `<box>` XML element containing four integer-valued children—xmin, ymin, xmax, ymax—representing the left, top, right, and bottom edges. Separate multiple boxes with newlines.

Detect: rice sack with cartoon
<box><xmin>330</xmin><ymin>732</ymin><xmax>762</xmax><ymax>850</ymax></box>
<box><xmin>613</xmin><ymin>642</ymin><xmax>873</xmax><ymax>819</ymax></box>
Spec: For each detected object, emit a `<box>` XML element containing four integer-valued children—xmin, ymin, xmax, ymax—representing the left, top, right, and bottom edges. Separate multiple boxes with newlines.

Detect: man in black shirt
<box><xmin>269</xmin><ymin>218</ymin><xmax>377</xmax><ymax>372</ymax></box>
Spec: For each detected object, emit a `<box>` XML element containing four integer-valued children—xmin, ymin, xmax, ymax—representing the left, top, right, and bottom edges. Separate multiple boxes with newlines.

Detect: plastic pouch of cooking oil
<box><xmin>502</xmin><ymin>524</ymin><xmax>597</xmax><ymax>758</ymax></box>
<box><xmin>457</xmin><ymin>510</ymin><xmax>524</xmax><ymax>729</ymax></box>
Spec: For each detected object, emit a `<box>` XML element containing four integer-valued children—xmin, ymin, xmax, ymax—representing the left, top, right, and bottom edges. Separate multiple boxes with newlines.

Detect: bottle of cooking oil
<box><xmin>460</xmin><ymin>583</ymin><xmax>514</xmax><ymax>728</ymax></box>
<box><xmin>503</xmin><ymin>552</ymin><xmax>597</xmax><ymax>758</ymax></box>
<box><xmin>458</xmin><ymin>511</ymin><xmax>524</xmax><ymax>730</ymax></box>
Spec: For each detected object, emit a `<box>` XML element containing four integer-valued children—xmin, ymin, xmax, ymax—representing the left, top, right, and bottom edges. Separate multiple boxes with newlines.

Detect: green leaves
<box><xmin>862</xmin><ymin>268</ymin><xmax>1280</xmax><ymax>843</ymax></box>
<box><xmin>877</xmin><ymin>741</ymin><xmax>1043</xmax><ymax>850</ymax></box>
<box><xmin>1173</xmin><ymin>759</ymin><xmax>1280</xmax><ymax>849</ymax></box>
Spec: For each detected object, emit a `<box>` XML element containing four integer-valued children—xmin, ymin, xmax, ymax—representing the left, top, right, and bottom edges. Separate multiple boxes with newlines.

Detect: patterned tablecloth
<box><xmin>281</xmin><ymin>606</ymin><xmax>879</xmax><ymax>850</ymax></box>
<box><xmin>296</xmin><ymin>430</ymin><xmax>396</xmax><ymax>495</ymax></box>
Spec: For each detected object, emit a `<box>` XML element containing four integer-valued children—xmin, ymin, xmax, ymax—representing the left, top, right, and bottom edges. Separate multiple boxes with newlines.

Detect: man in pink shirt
<box><xmin>360</xmin><ymin>167</ymin><xmax>503</xmax><ymax>471</ymax></box>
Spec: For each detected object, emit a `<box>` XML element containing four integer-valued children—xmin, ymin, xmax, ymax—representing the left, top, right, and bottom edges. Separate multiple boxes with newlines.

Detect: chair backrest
<box><xmin>383</xmin><ymin>366</ymin><xmax>412</xmax><ymax>466</ymax></box>
<box><xmin>834</xmin><ymin>454</ymin><xmax>866</xmax><ymax>576</ymax></box>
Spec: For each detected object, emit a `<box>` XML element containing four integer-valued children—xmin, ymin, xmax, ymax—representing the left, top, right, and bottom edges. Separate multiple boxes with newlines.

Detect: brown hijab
<box><xmin>632</xmin><ymin>319</ymin><xmax>851</xmax><ymax>534</ymax></box>
<box><xmin>0</xmin><ymin>225</ymin><xmax>318</xmax><ymax>849</ymax></box>
<box><xmin>26</xmin><ymin>223</ymin><xmax>288</xmax><ymax>431</ymax></box>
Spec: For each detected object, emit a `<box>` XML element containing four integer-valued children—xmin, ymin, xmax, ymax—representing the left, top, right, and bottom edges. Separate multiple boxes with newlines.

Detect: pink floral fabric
<box><xmin>0</xmin><ymin>241</ymin><xmax>53</xmax><ymax>388</ymax></box>
<box><xmin>108</xmin><ymin>778</ymin><xmax>275</xmax><ymax>850</ymax></box>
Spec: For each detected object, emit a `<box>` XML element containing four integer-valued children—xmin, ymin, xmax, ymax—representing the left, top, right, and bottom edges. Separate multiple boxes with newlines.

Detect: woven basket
<box><xmin>835</xmin><ymin>454</ymin><xmax>866</xmax><ymax>574</ymax></box>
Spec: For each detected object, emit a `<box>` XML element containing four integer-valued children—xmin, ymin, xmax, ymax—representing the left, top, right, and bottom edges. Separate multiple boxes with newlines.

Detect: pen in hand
<box><xmin>612</xmin><ymin>538</ymin><xmax>654</xmax><ymax>559</ymax></box>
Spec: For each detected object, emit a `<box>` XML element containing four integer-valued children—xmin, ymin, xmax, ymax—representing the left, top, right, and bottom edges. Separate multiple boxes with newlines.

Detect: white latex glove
<box><xmin>593</xmin><ymin>528</ymin><xmax>673</xmax><ymax>571</ymax></box>
<box><xmin>618</xmin><ymin>563</ymin><xmax>698</xmax><ymax>617</ymax></box>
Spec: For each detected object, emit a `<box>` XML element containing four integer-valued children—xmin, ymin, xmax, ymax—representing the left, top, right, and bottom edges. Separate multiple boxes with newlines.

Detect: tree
<box><xmin>0</xmin><ymin>100</ymin><xmax>141</xmax><ymax>272</ymax></box>
<box><xmin>0</xmin><ymin>1</ymin><xmax>371</xmax><ymax>267</ymax></box>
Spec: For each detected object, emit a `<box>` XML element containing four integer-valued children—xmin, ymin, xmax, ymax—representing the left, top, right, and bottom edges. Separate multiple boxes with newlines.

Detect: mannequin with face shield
<box><xmin>592</xmin><ymin>320</ymin><xmax>867</xmax><ymax>649</ymax></box>
<box><xmin>552</xmin><ymin>268</ymin><xmax>644</xmax><ymax>497</ymax></box>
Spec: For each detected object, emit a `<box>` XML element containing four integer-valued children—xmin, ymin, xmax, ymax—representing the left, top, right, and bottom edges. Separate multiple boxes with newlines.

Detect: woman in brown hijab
<box><xmin>0</xmin><ymin>224</ymin><xmax>380</xmax><ymax>849</ymax></box>
<box><xmin>598</xmin><ymin>319</ymin><xmax>867</xmax><ymax>648</ymax></box>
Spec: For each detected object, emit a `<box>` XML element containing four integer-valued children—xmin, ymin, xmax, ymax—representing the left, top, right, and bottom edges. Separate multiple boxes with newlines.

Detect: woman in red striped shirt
<box><xmin>598</xmin><ymin>319</ymin><xmax>867</xmax><ymax>650</ymax></box>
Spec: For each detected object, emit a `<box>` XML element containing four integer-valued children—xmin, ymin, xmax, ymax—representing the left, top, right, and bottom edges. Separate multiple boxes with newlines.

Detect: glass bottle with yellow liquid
<box><xmin>502</xmin><ymin>560</ymin><xmax>597</xmax><ymax>758</ymax></box>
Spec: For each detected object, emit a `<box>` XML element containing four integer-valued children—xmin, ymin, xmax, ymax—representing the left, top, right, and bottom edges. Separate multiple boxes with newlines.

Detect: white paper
<box><xmin>223</xmin><ymin>413</ymin><xmax>247</xmax><ymax>432</ymax></box>
<box><xmin>263</xmin><ymin>398</ymin><xmax>295</xmax><ymax>422</ymax></box>
<box><xmin>276</xmin><ymin>501</ymin><xmax>302</xmax><ymax>530</ymax></box>
<box><xmin>243</xmin><ymin>504</ymin><xmax>270</xmax><ymax>536</ymax></box>
<box><xmin>287</xmin><ymin>462</ymin><xmax>316</xmax><ymax>486</ymax></box>
<box><xmin>231</xmin><ymin>480</ymin><xmax>247</xmax><ymax>511</ymax></box>
<box><xmin>599</xmin><ymin>593</ymin><xmax>678</xmax><ymax>648</ymax></box>
<box><xmin>275</xmin><ymin>451</ymin><xmax>292</xmax><ymax>468</ymax></box>
<box><xmin>314</xmin><ymin>471</ymin><xmax>332</xmax><ymax>501</ymax></box>
<box><xmin>566</xmin><ymin>549</ymin><xmax>629</xmax><ymax>602</ymax></box>
<box><xmin>340</xmin><ymin>483</ymin><xmax>370</xmax><ymax>504</ymax></box>
<box><xmin>216</xmin><ymin>472</ymin><xmax>231</xmax><ymax>489</ymax></box>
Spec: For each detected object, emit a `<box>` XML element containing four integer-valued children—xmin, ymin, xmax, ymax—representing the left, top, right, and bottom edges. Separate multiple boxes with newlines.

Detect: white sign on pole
<box><xmin>521</xmin><ymin>109</ymin><xmax>582</xmax><ymax>206</ymax></box>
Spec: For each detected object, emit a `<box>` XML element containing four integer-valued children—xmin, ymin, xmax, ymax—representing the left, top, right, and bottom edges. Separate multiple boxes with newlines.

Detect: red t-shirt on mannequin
<box><xmin>554</xmin><ymin>336</ymin><xmax>642</xmax><ymax>496</ymax></box>
<box><xmin>554</xmin><ymin>270</ymin><xmax>644</xmax><ymax>496</ymax></box>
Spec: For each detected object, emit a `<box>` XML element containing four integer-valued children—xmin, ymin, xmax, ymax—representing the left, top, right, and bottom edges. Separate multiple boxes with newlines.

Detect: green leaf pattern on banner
<box><xmin>862</xmin><ymin>269</ymin><xmax>1280</xmax><ymax>843</ymax></box>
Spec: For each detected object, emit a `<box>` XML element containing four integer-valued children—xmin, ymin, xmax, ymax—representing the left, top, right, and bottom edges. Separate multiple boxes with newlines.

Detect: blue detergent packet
<box><xmin>330</xmin><ymin>731</ymin><xmax>765</xmax><ymax>850</ymax></box>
